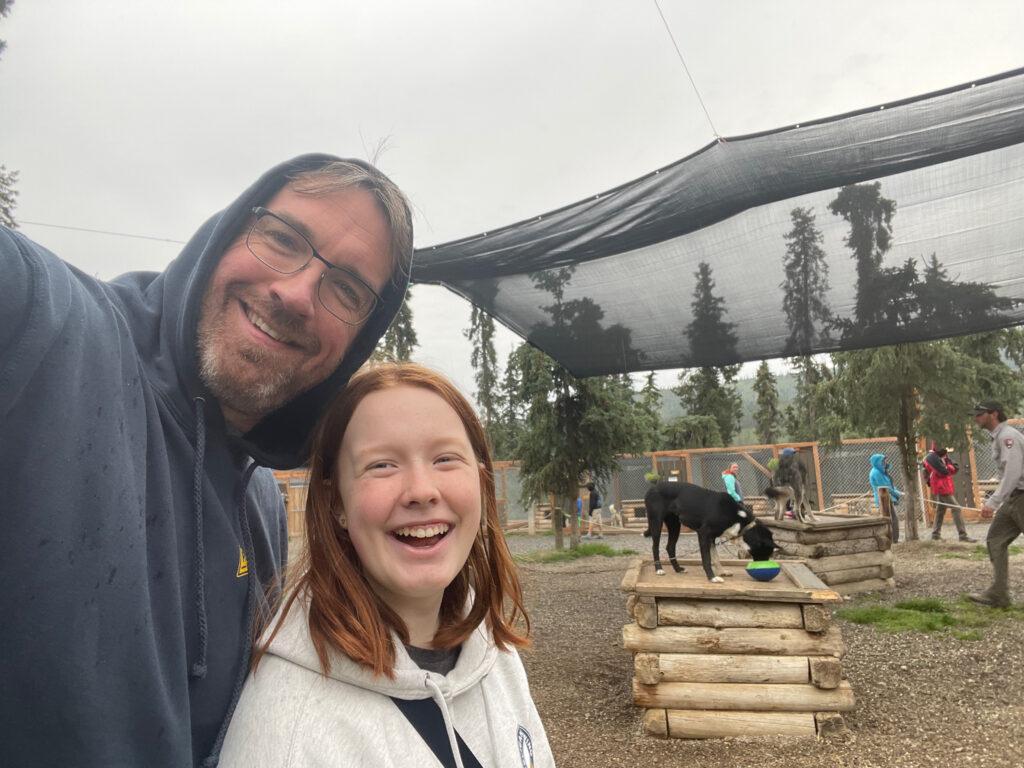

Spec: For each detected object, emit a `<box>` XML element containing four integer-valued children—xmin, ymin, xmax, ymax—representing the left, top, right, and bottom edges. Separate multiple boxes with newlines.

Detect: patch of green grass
<box><xmin>836</xmin><ymin>604</ymin><xmax>957</xmax><ymax>633</ymax></box>
<box><xmin>952</xmin><ymin>629</ymin><xmax>984</xmax><ymax>641</ymax></box>
<box><xmin>836</xmin><ymin>594</ymin><xmax>1023</xmax><ymax>639</ymax></box>
<box><xmin>894</xmin><ymin>597</ymin><xmax>946</xmax><ymax>613</ymax></box>
<box><xmin>939</xmin><ymin>544</ymin><xmax>1022</xmax><ymax>561</ymax></box>
<box><xmin>513</xmin><ymin>542</ymin><xmax>637</xmax><ymax>564</ymax></box>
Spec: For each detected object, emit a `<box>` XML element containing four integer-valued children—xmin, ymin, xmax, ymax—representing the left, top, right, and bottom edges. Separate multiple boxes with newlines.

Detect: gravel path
<box><xmin>507</xmin><ymin>524</ymin><xmax>1024</xmax><ymax>768</ymax></box>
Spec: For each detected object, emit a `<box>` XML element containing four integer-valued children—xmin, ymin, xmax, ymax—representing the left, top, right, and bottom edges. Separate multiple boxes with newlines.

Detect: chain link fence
<box><xmin>494</xmin><ymin>426</ymin><xmax>1024</xmax><ymax>527</ymax></box>
<box><xmin>280</xmin><ymin>421</ymin><xmax>1024</xmax><ymax>535</ymax></box>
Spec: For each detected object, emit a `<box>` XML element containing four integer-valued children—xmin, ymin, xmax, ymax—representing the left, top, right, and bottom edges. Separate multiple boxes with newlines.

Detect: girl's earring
<box><xmin>338</xmin><ymin>512</ymin><xmax>347</xmax><ymax>529</ymax></box>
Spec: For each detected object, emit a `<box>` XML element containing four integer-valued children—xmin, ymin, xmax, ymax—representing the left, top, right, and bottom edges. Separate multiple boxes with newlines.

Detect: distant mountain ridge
<box><xmin>657</xmin><ymin>372</ymin><xmax>798</xmax><ymax>435</ymax></box>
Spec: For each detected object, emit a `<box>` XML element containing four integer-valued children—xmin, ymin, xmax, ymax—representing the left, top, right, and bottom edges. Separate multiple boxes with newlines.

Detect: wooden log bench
<box><xmin>621</xmin><ymin>557</ymin><xmax>850</xmax><ymax>740</ymax></box>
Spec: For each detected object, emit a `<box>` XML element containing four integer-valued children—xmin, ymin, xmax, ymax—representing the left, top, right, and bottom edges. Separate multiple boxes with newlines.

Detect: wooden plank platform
<box><xmin>621</xmin><ymin>558</ymin><xmax>842</xmax><ymax>604</ymax></box>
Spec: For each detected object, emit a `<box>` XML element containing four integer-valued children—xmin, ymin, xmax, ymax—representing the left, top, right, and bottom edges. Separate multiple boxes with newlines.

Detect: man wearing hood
<box><xmin>967</xmin><ymin>400</ymin><xmax>1024</xmax><ymax>608</ymax></box>
<box><xmin>0</xmin><ymin>155</ymin><xmax>413</xmax><ymax>766</ymax></box>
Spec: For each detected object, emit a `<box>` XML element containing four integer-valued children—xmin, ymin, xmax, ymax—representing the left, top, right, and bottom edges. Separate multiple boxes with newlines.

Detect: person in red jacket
<box><xmin>924</xmin><ymin>442</ymin><xmax>976</xmax><ymax>542</ymax></box>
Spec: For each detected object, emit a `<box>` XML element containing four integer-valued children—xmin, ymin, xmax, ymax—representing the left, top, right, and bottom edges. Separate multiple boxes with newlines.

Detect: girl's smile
<box><xmin>334</xmin><ymin>384</ymin><xmax>482</xmax><ymax>642</ymax></box>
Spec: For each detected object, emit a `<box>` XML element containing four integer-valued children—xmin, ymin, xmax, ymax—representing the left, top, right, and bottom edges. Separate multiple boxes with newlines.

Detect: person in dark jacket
<box><xmin>923</xmin><ymin>442</ymin><xmax>975</xmax><ymax>542</ymax></box>
<box><xmin>0</xmin><ymin>155</ymin><xmax>413</xmax><ymax>767</ymax></box>
<box><xmin>583</xmin><ymin>481</ymin><xmax>604</xmax><ymax>539</ymax></box>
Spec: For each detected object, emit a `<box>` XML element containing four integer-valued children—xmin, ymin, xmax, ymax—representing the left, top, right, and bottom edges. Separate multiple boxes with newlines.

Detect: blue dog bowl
<box><xmin>746</xmin><ymin>560</ymin><xmax>781</xmax><ymax>581</ymax></box>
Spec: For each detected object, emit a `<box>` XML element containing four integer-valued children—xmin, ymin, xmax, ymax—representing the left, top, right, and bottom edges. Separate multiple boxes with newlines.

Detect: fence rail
<box><xmin>274</xmin><ymin>422</ymin><xmax>1021</xmax><ymax>539</ymax></box>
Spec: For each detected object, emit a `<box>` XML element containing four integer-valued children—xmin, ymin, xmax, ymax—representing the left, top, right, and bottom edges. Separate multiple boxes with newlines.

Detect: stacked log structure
<box><xmin>622</xmin><ymin>558</ymin><xmax>851</xmax><ymax>740</ymax></box>
<box><xmin>764</xmin><ymin>515</ymin><xmax>894</xmax><ymax>596</ymax></box>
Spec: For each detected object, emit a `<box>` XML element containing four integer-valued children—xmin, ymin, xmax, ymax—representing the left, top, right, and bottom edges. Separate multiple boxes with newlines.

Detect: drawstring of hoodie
<box><xmin>190</xmin><ymin>397</ymin><xmax>209</xmax><ymax>680</ymax></box>
<box><xmin>187</xmin><ymin>395</ymin><xmax>261</xmax><ymax>767</ymax></box>
<box><xmin>426</xmin><ymin>676</ymin><xmax>466</xmax><ymax>768</ymax></box>
<box><xmin>203</xmin><ymin>459</ymin><xmax>260</xmax><ymax>768</ymax></box>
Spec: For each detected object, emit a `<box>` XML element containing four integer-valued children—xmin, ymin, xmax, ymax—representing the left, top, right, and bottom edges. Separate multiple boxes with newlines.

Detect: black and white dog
<box><xmin>764</xmin><ymin>449</ymin><xmax>815</xmax><ymax>523</ymax></box>
<box><xmin>643</xmin><ymin>481</ymin><xmax>777</xmax><ymax>582</ymax></box>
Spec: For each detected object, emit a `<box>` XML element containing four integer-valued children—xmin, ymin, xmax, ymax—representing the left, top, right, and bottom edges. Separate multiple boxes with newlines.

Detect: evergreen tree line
<box><xmin>449</xmin><ymin>181</ymin><xmax>1024</xmax><ymax>544</ymax></box>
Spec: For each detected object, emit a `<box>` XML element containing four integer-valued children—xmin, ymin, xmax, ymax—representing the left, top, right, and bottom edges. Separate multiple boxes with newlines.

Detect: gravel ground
<box><xmin>508</xmin><ymin>523</ymin><xmax>1024</xmax><ymax>768</ymax></box>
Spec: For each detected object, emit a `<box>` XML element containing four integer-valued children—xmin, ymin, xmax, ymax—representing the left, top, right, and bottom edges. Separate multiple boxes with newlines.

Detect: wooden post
<box><xmin>811</xmin><ymin>442</ymin><xmax>825</xmax><ymax>513</ymax></box>
<box><xmin>967</xmin><ymin>425</ymin><xmax>981</xmax><ymax>509</ymax></box>
<box><xmin>878</xmin><ymin>487</ymin><xmax>893</xmax><ymax>538</ymax></box>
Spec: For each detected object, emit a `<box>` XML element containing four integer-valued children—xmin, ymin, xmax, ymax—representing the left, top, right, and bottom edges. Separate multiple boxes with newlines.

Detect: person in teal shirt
<box><xmin>722</xmin><ymin>462</ymin><xmax>743</xmax><ymax>503</ymax></box>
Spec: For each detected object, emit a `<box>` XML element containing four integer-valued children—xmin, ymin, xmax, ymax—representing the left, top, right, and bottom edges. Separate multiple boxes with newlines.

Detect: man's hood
<box><xmin>869</xmin><ymin>453</ymin><xmax>888</xmax><ymax>472</ymax></box>
<box><xmin>109</xmin><ymin>153</ymin><xmax>410</xmax><ymax>469</ymax></box>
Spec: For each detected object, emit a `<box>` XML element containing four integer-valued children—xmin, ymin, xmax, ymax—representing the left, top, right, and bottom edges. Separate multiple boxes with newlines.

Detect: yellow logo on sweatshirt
<box><xmin>236</xmin><ymin>547</ymin><xmax>249</xmax><ymax>578</ymax></box>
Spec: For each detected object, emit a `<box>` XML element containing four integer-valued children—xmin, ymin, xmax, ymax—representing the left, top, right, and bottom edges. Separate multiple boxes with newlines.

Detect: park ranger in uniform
<box><xmin>968</xmin><ymin>400</ymin><xmax>1024</xmax><ymax>608</ymax></box>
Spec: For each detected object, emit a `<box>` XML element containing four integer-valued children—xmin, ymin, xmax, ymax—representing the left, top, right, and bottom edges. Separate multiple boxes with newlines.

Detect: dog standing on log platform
<box><xmin>643</xmin><ymin>481</ymin><xmax>777</xmax><ymax>582</ymax></box>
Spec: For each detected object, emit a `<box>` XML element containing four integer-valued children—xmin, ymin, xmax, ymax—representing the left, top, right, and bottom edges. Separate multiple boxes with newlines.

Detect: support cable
<box><xmin>652</xmin><ymin>0</ymin><xmax>724</xmax><ymax>142</ymax></box>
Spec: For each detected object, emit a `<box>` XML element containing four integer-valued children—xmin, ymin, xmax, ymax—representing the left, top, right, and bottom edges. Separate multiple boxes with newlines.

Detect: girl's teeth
<box><xmin>394</xmin><ymin>524</ymin><xmax>450</xmax><ymax>538</ymax></box>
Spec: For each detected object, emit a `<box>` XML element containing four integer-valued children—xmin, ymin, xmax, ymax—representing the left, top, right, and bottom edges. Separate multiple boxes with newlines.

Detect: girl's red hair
<box><xmin>254</xmin><ymin>363</ymin><xmax>529</xmax><ymax>677</ymax></box>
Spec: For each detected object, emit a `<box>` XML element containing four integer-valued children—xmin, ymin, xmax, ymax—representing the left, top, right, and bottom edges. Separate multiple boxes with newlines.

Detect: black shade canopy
<box><xmin>411</xmin><ymin>68</ymin><xmax>1024</xmax><ymax>378</ymax></box>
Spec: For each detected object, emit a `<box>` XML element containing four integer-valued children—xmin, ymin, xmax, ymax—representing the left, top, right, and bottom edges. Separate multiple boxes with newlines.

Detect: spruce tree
<box><xmin>828</xmin><ymin>183</ymin><xmax>895</xmax><ymax>331</ymax></box>
<box><xmin>0</xmin><ymin>165</ymin><xmax>16</xmax><ymax>229</ymax></box>
<box><xmin>781</xmin><ymin>207</ymin><xmax>831</xmax><ymax>355</ymax></box>
<box><xmin>370</xmin><ymin>288</ymin><xmax>418</xmax><ymax>362</ymax></box>
<box><xmin>676</xmin><ymin>262</ymin><xmax>741</xmax><ymax>445</ymax></box>
<box><xmin>752</xmin><ymin>360</ymin><xmax>780</xmax><ymax>445</ymax></box>
<box><xmin>464</xmin><ymin>306</ymin><xmax>502</xmax><ymax>451</ymax></box>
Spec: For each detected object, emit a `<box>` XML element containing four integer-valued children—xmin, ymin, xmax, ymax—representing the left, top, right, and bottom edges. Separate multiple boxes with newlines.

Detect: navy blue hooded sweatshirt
<box><xmin>0</xmin><ymin>154</ymin><xmax>410</xmax><ymax>767</ymax></box>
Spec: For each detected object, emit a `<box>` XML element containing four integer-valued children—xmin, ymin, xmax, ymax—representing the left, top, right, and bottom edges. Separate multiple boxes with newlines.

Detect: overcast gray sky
<box><xmin>2</xmin><ymin>0</ymin><xmax>1023</xmax><ymax>399</ymax></box>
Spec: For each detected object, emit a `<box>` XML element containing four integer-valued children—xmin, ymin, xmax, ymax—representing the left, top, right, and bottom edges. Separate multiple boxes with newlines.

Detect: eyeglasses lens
<box><xmin>247</xmin><ymin>215</ymin><xmax>312</xmax><ymax>273</ymax></box>
<box><xmin>247</xmin><ymin>211</ymin><xmax>377</xmax><ymax>325</ymax></box>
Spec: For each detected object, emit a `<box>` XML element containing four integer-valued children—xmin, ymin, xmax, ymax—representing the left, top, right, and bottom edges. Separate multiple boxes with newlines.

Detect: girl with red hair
<box><xmin>220</xmin><ymin>363</ymin><xmax>553</xmax><ymax>767</ymax></box>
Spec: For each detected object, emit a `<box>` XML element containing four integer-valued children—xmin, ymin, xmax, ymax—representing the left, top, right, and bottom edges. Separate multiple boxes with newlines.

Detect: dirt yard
<box><xmin>509</xmin><ymin>527</ymin><xmax>1024</xmax><ymax>768</ymax></box>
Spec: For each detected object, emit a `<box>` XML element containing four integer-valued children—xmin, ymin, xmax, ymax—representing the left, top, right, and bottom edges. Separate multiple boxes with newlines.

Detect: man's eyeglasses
<box><xmin>245</xmin><ymin>206</ymin><xmax>382</xmax><ymax>326</ymax></box>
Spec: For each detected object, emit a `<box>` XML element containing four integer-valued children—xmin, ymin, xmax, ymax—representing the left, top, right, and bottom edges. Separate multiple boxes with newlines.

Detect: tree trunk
<box><xmin>568</xmin><ymin>494</ymin><xmax>580</xmax><ymax>549</ymax></box>
<box><xmin>896</xmin><ymin>367</ymin><xmax>920</xmax><ymax>541</ymax></box>
<box><xmin>553</xmin><ymin>506</ymin><xmax>564</xmax><ymax>550</ymax></box>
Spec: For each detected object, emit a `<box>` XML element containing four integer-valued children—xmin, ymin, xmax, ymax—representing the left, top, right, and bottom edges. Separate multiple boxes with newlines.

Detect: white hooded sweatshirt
<box><xmin>218</xmin><ymin>601</ymin><xmax>554</xmax><ymax>768</ymax></box>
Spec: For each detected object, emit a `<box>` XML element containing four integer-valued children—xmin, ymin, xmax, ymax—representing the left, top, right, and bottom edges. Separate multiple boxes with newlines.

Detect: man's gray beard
<box><xmin>197</xmin><ymin>325</ymin><xmax>302</xmax><ymax>425</ymax></box>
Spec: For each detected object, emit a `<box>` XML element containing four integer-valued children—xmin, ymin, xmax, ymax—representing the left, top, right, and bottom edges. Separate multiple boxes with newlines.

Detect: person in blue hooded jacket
<box><xmin>0</xmin><ymin>155</ymin><xmax>413</xmax><ymax>767</ymax></box>
<box><xmin>869</xmin><ymin>453</ymin><xmax>903</xmax><ymax>543</ymax></box>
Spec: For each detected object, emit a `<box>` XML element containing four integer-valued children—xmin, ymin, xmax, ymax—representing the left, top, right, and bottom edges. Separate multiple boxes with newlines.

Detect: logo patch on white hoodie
<box><xmin>516</xmin><ymin>724</ymin><xmax>534</xmax><ymax>767</ymax></box>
